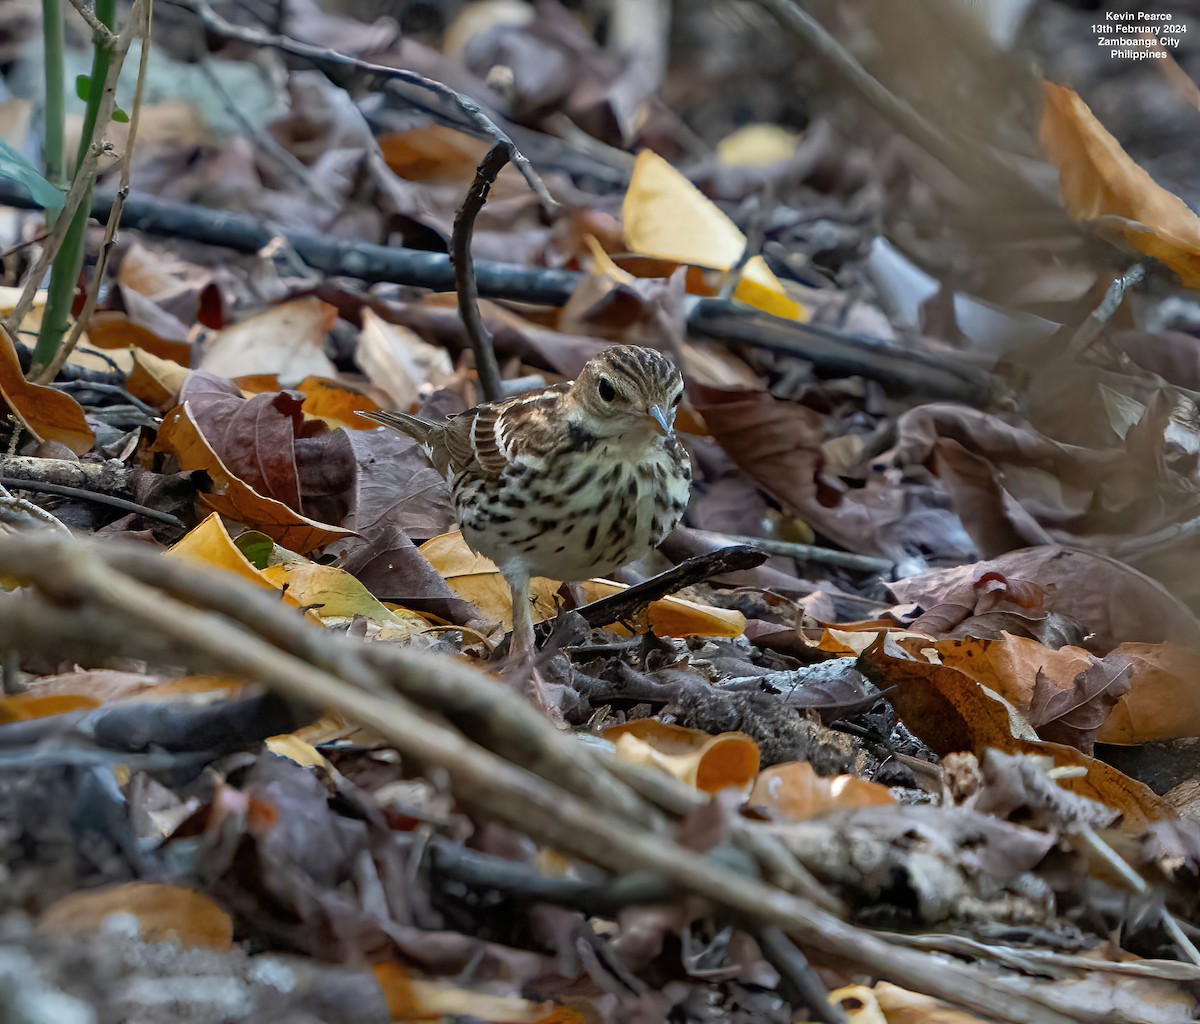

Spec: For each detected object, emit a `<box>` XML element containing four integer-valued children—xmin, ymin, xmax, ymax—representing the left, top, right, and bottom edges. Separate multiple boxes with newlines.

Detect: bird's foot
<box><xmin>500</xmin><ymin>656</ymin><xmax>566</xmax><ymax>725</ymax></box>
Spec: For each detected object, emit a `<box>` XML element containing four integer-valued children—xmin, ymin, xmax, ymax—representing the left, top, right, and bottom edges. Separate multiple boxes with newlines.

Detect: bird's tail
<box><xmin>358</xmin><ymin>410</ymin><xmax>439</xmax><ymax>446</ymax></box>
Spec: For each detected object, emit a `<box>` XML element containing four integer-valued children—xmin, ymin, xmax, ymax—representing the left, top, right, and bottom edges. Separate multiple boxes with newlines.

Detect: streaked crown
<box><xmin>570</xmin><ymin>345</ymin><xmax>684</xmax><ymax>437</ymax></box>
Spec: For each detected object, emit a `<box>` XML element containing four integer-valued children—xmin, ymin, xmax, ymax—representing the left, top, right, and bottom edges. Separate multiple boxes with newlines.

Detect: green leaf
<box><xmin>112</xmin><ymin>107</ymin><xmax>129</xmax><ymax>124</ymax></box>
<box><xmin>234</xmin><ymin>531</ymin><xmax>276</xmax><ymax>570</ymax></box>
<box><xmin>0</xmin><ymin>141</ymin><xmax>65</xmax><ymax>210</ymax></box>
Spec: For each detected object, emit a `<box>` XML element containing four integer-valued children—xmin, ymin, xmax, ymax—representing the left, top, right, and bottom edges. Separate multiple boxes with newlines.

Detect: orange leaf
<box><xmin>87</xmin><ymin>311</ymin><xmax>192</xmax><ymax>365</ymax></box>
<box><xmin>39</xmin><ymin>883</ymin><xmax>233</xmax><ymax>950</ymax></box>
<box><xmin>603</xmin><ymin>719</ymin><xmax>760</xmax><ymax>792</ymax></box>
<box><xmin>749</xmin><ymin>761</ymin><xmax>893</xmax><ymax>821</ymax></box>
<box><xmin>1098</xmin><ymin>643</ymin><xmax>1200</xmax><ymax>744</ymax></box>
<box><xmin>859</xmin><ymin>637</ymin><xmax>1172</xmax><ymax>828</ymax></box>
<box><xmin>157</xmin><ymin>404</ymin><xmax>353</xmax><ymax>554</ymax></box>
<box><xmin>126</xmin><ymin>348</ymin><xmax>190</xmax><ymax>410</ymax></box>
<box><xmin>294</xmin><ymin>375</ymin><xmax>381</xmax><ymax>430</ymax></box>
<box><xmin>0</xmin><ymin>692</ymin><xmax>100</xmax><ymax>722</ymax></box>
<box><xmin>0</xmin><ymin>325</ymin><xmax>93</xmax><ymax>454</ymax></box>
<box><xmin>1040</xmin><ymin>82</ymin><xmax>1200</xmax><ymax>286</ymax></box>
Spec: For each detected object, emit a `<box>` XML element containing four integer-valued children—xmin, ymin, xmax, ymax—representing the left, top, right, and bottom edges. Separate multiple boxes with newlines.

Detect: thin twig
<box><xmin>713</xmin><ymin>533</ymin><xmax>896</xmax><ymax>576</ymax></box>
<box><xmin>0</xmin><ymin>477</ymin><xmax>183</xmax><ymax>527</ymax></box>
<box><xmin>67</xmin><ymin>0</ymin><xmax>118</xmax><ymax>43</ymax></box>
<box><xmin>40</xmin><ymin>0</ymin><xmax>153</xmax><ymax>384</ymax></box>
<box><xmin>1062</xmin><ymin>263</ymin><xmax>1146</xmax><ymax>362</ymax></box>
<box><xmin>753</xmin><ymin>925</ymin><xmax>846</xmax><ymax>1024</ymax></box>
<box><xmin>452</xmin><ymin>144</ymin><xmax>509</xmax><ymax>402</ymax></box>
<box><xmin>576</xmin><ymin>544</ymin><xmax>767</xmax><ymax>628</ymax></box>
<box><xmin>162</xmin><ymin>0</ymin><xmax>555</xmax><ymax>213</ymax></box>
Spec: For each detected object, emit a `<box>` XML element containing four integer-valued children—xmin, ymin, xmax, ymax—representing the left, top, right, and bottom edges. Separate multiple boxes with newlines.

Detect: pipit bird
<box><xmin>362</xmin><ymin>345</ymin><xmax>692</xmax><ymax>711</ymax></box>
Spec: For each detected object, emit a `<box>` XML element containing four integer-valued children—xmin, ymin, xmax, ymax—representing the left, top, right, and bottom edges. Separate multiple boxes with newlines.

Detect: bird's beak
<box><xmin>647</xmin><ymin>404</ymin><xmax>675</xmax><ymax>437</ymax></box>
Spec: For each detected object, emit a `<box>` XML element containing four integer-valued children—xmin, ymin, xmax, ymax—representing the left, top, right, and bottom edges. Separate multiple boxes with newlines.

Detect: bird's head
<box><xmin>570</xmin><ymin>345</ymin><xmax>684</xmax><ymax>440</ymax></box>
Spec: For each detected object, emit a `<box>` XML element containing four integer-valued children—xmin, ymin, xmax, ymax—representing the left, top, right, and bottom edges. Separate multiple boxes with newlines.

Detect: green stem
<box><xmin>40</xmin><ymin>0</ymin><xmax>65</xmax><ymax>194</ymax></box>
<box><xmin>31</xmin><ymin>0</ymin><xmax>116</xmax><ymax>380</ymax></box>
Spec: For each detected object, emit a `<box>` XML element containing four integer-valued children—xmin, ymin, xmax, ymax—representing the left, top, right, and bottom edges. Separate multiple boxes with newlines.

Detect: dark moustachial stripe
<box><xmin>567</xmin><ymin>420</ymin><xmax>597</xmax><ymax>452</ymax></box>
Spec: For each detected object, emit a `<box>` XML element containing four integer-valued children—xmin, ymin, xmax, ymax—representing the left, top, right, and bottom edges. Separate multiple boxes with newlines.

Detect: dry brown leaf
<box><xmin>158</xmin><ymin>405</ymin><xmax>352</xmax><ymax>554</ymax></box>
<box><xmin>749</xmin><ymin>761</ymin><xmax>893</xmax><ymax>821</ymax></box>
<box><xmin>1041</xmin><ymin>82</ymin><xmax>1200</xmax><ymax>287</ymax></box>
<box><xmin>198</xmin><ymin>297</ymin><xmax>338</xmax><ymax>384</ymax></box>
<box><xmin>603</xmin><ymin>719</ymin><xmax>760</xmax><ymax>793</ymax></box>
<box><xmin>39</xmin><ymin>883</ymin><xmax>233</xmax><ymax>950</ymax></box>
<box><xmin>356</xmin><ymin>308</ymin><xmax>454</xmax><ymax>410</ymax></box>
<box><xmin>125</xmin><ymin>347</ymin><xmax>190</xmax><ymax>409</ymax></box>
<box><xmin>858</xmin><ymin>636</ymin><xmax>1172</xmax><ymax>828</ymax></box>
<box><xmin>0</xmin><ymin>325</ymin><xmax>94</xmax><ymax>454</ymax></box>
<box><xmin>86</xmin><ymin>310</ymin><xmax>193</xmax><ymax>366</ymax></box>
<box><xmin>294</xmin><ymin>375</ymin><xmax>381</xmax><ymax>430</ymax></box>
<box><xmin>1098</xmin><ymin>643</ymin><xmax>1200</xmax><ymax>744</ymax></box>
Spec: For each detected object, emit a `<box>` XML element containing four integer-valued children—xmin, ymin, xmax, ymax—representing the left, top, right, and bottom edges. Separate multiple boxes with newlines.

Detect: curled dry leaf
<box><xmin>1041</xmin><ymin>82</ymin><xmax>1200</xmax><ymax>287</ymax></box>
<box><xmin>858</xmin><ymin>634</ymin><xmax>1171</xmax><ymax>828</ymax></box>
<box><xmin>157</xmin><ymin>403</ymin><xmax>352</xmax><ymax>554</ymax></box>
<box><xmin>356</xmin><ymin>307</ymin><xmax>455</xmax><ymax>410</ymax></box>
<box><xmin>259</xmin><ymin>561</ymin><xmax>427</xmax><ymax>638</ymax></box>
<box><xmin>0</xmin><ymin>326</ymin><xmax>94</xmax><ymax>455</ymax></box>
<box><xmin>39</xmin><ymin>882</ymin><xmax>233</xmax><ymax>951</ymax></box>
<box><xmin>198</xmin><ymin>297</ymin><xmax>338</xmax><ymax>384</ymax></box>
<box><xmin>602</xmin><ymin>719</ymin><xmax>760</xmax><ymax>793</ymax></box>
<box><xmin>126</xmin><ymin>347</ymin><xmax>190</xmax><ymax>409</ymax></box>
<box><xmin>622</xmin><ymin>149</ymin><xmax>807</xmax><ymax>321</ymax></box>
<box><xmin>749</xmin><ymin>761</ymin><xmax>893</xmax><ymax>821</ymax></box>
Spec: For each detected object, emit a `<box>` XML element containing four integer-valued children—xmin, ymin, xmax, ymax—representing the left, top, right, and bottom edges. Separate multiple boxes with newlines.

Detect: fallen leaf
<box><xmin>603</xmin><ymin>719</ymin><xmax>760</xmax><ymax>793</ymax></box>
<box><xmin>39</xmin><ymin>883</ymin><xmax>233</xmax><ymax>950</ymax></box>
<box><xmin>373</xmin><ymin>961</ymin><xmax>557</xmax><ymax>1023</ymax></box>
<box><xmin>259</xmin><ymin>561</ymin><xmax>427</xmax><ymax>637</ymax></box>
<box><xmin>688</xmin><ymin>385</ymin><xmax>824</xmax><ymax>520</ymax></box>
<box><xmin>0</xmin><ymin>692</ymin><xmax>100</xmax><ymax>722</ymax></box>
<box><xmin>1041</xmin><ymin>82</ymin><xmax>1200</xmax><ymax>287</ymax></box>
<box><xmin>578</xmin><ymin>578</ymin><xmax>746</xmax><ymax>639</ymax></box>
<box><xmin>126</xmin><ymin>347</ymin><xmax>190</xmax><ymax>409</ymax></box>
<box><xmin>0</xmin><ymin>325</ymin><xmax>94</xmax><ymax>454</ymax></box>
<box><xmin>167</xmin><ymin>512</ymin><xmax>302</xmax><ymax>600</ymax></box>
<box><xmin>198</xmin><ymin>297</ymin><xmax>338</xmax><ymax>384</ymax></box>
<box><xmin>716</xmin><ymin>123</ymin><xmax>800</xmax><ymax>168</ymax></box>
<box><xmin>294</xmin><ymin>375</ymin><xmax>381</xmax><ymax>430</ymax></box>
<box><xmin>623</xmin><ymin>149</ymin><xmax>806</xmax><ymax>321</ymax></box>
<box><xmin>355</xmin><ymin>308</ymin><xmax>455</xmax><ymax>410</ymax></box>
<box><xmin>158</xmin><ymin>404</ymin><xmax>352</xmax><ymax>554</ymax></box>
<box><xmin>1098</xmin><ymin>643</ymin><xmax>1200</xmax><ymax>744</ymax></box>
<box><xmin>749</xmin><ymin>761</ymin><xmax>893</xmax><ymax>821</ymax></box>
<box><xmin>858</xmin><ymin>635</ymin><xmax>1172</xmax><ymax>828</ymax></box>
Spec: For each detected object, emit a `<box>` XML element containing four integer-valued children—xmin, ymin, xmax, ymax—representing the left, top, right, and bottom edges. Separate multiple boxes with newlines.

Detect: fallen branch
<box><xmin>0</xmin><ymin>182</ymin><xmax>998</xmax><ymax>404</ymax></box>
<box><xmin>0</xmin><ymin>476</ymin><xmax>183</xmax><ymax>527</ymax></box>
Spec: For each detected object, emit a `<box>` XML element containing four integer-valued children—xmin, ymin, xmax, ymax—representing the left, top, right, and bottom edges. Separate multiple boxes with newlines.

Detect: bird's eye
<box><xmin>598</xmin><ymin>377</ymin><xmax>617</xmax><ymax>402</ymax></box>
<box><xmin>671</xmin><ymin>391</ymin><xmax>683</xmax><ymax>406</ymax></box>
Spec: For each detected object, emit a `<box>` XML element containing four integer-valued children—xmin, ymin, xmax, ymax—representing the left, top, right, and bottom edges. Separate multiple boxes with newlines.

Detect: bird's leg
<box><xmin>503</xmin><ymin>570</ymin><xmax>560</xmax><ymax>720</ymax></box>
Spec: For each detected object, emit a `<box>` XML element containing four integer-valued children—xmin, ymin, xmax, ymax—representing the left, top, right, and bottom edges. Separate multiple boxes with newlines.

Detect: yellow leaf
<box><xmin>372</xmin><ymin>962</ymin><xmax>557</xmax><ymax>1023</ymax></box>
<box><xmin>39</xmin><ymin>883</ymin><xmax>233</xmax><ymax>950</ymax></box>
<box><xmin>716</xmin><ymin>123</ymin><xmax>799</xmax><ymax>168</ymax></box>
<box><xmin>167</xmin><ymin>512</ymin><xmax>289</xmax><ymax>596</ymax></box>
<box><xmin>259</xmin><ymin>561</ymin><xmax>426</xmax><ymax>637</ymax></box>
<box><xmin>265</xmin><ymin>733</ymin><xmax>330</xmax><ymax>769</ymax></box>
<box><xmin>603</xmin><ymin>719</ymin><xmax>760</xmax><ymax>792</ymax></box>
<box><xmin>1040</xmin><ymin>82</ymin><xmax>1200</xmax><ymax>287</ymax></box>
<box><xmin>622</xmin><ymin>149</ymin><xmax>806</xmax><ymax>321</ymax></box>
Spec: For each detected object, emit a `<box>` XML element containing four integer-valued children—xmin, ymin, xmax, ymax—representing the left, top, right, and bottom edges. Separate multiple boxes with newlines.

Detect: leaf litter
<box><xmin>0</xmin><ymin>2</ymin><xmax>1199</xmax><ymax>1022</ymax></box>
